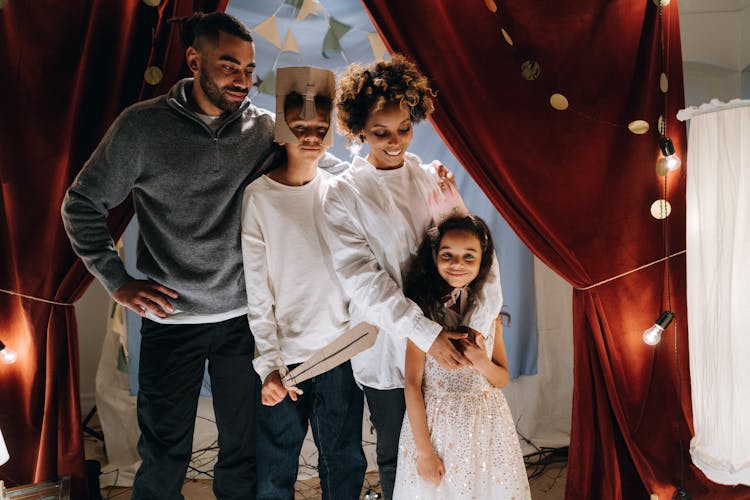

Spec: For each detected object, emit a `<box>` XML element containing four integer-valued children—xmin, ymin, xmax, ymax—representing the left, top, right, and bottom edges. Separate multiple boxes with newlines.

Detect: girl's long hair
<box><xmin>404</xmin><ymin>215</ymin><xmax>495</xmax><ymax>324</ymax></box>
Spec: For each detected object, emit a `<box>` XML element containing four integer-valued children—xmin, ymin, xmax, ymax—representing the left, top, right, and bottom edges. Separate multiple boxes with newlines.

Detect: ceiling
<box><xmin>679</xmin><ymin>0</ymin><xmax>750</xmax><ymax>14</ymax></box>
<box><xmin>679</xmin><ymin>0</ymin><xmax>750</xmax><ymax>71</ymax></box>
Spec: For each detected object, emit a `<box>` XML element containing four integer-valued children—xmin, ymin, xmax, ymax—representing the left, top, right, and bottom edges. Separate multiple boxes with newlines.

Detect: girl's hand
<box><xmin>462</xmin><ymin>330</ymin><xmax>490</xmax><ymax>370</ymax></box>
<box><xmin>416</xmin><ymin>451</ymin><xmax>445</xmax><ymax>486</ymax></box>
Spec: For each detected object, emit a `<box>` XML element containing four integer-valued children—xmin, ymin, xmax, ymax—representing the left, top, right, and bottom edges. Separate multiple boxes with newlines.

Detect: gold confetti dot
<box><xmin>650</xmin><ymin>199</ymin><xmax>671</xmax><ymax>219</ymax></box>
<box><xmin>660</xmin><ymin>72</ymin><xmax>669</xmax><ymax>93</ymax></box>
<box><xmin>501</xmin><ymin>28</ymin><xmax>513</xmax><ymax>46</ymax></box>
<box><xmin>520</xmin><ymin>60</ymin><xmax>540</xmax><ymax>80</ymax></box>
<box><xmin>658</xmin><ymin>115</ymin><xmax>665</xmax><ymax>134</ymax></box>
<box><xmin>550</xmin><ymin>93</ymin><xmax>569</xmax><ymax>110</ymax></box>
<box><xmin>144</xmin><ymin>66</ymin><xmax>163</xmax><ymax>85</ymax></box>
<box><xmin>484</xmin><ymin>0</ymin><xmax>498</xmax><ymax>13</ymax></box>
<box><xmin>143</xmin><ymin>0</ymin><xmax>161</xmax><ymax>6</ymax></box>
<box><xmin>628</xmin><ymin>120</ymin><xmax>650</xmax><ymax>134</ymax></box>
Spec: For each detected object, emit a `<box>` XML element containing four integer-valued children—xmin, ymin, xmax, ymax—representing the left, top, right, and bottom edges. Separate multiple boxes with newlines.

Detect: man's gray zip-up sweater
<box><xmin>61</xmin><ymin>78</ymin><xmax>276</xmax><ymax>314</ymax></box>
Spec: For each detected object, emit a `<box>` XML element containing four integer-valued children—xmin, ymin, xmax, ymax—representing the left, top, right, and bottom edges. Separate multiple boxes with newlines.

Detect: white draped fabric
<box><xmin>682</xmin><ymin>99</ymin><xmax>750</xmax><ymax>485</ymax></box>
<box><xmin>0</xmin><ymin>427</ymin><xmax>9</xmax><ymax>466</ymax></box>
<box><xmin>502</xmin><ymin>258</ymin><xmax>573</xmax><ymax>449</ymax></box>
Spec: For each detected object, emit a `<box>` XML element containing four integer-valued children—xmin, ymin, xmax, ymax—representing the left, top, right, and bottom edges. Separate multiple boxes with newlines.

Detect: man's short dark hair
<box><xmin>180</xmin><ymin>12</ymin><xmax>253</xmax><ymax>49</ymax></box>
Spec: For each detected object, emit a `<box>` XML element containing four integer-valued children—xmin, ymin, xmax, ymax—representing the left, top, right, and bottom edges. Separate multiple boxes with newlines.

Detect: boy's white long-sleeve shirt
<box><xmin>322</xmin><ymin>153</ymin><xmax>502</xmax><ymax>390</ymax></box>
<box><xmin>241</xmin><ymin>170</ymin><xmax>349</xmax><ymax>384</ymax></box>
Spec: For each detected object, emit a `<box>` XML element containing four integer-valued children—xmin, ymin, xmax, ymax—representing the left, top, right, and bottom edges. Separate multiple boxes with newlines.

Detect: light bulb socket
<box><xmin>0</xmin><ymin>340</ymin><xmax>5</xmax><ymax>351</ymax></box>
<box><xmin>673</xmin><ymin>487</ymin><xmax>691</xmax><ymax>500</ymax></box>
<box><xmin>655</xmin><ymin>310</ymin><xmax>675</xmax><ymax>329</ymax></box>
<box><xmin>659</xmin><ymin>136</ymin><xmax>676</xmax><ymax>157</ymax></box>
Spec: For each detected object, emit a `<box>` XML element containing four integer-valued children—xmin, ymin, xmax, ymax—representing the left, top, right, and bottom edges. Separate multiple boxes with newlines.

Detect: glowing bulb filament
<box><xmin>0</xmin><ymin>340</ymin><xmax>17</xmax><ymax>364</ymax></box>
<box><xmin>664</xmin><ymin>154</ymin><xmax>681</xmax><ymax>171</ymax></box>
<box><xmin>0</xmin><ymin>347</ymin><xmax>17</xmax><ymax>364</ymax></box>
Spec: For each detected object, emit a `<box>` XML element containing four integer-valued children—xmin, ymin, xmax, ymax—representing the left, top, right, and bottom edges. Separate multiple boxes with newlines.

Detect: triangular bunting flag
<box><xmin>259</xmin><ymin>70</ymin><xmax>276</xmax><ymax>96</ymax></box>
<box><xmin>296</xmin><ymin>0</ymin><xmax>323</xmax><ymax>21</ymax></box>
<box><xmin>322</xmin><ymin>17</ymin><xmax>351</xmax><ymax>58</ymax></box>
<box><xmin>367</xmin><ymin>32</ymin><xmax>387</xmax><ymax>61</ymax></box>
<box><xmin>330</xmin><ymin>17</ymin><xmax>351</xmax><ymax>39</ymax></box>
<box><xmin>281</xmin><ymin>29</ymin><xmax>300</xmax><ymax>54</ymax></box>
<box><xmin>253</xmin><ymin>15</ymin><xmax>281</xmax><ymax>49</ymax></box>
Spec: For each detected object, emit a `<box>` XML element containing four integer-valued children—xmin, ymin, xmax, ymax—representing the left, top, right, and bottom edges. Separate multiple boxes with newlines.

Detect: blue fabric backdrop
<box><xmin>125</xmin><ymin>0</ymin><xmax>538</xmax><ymax>395</ymax></box>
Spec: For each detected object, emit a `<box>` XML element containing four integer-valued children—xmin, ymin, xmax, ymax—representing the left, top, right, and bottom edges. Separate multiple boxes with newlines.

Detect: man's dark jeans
<box><xmin>132</xmin><ymin>315</ymin><xmax>258</xmax><ymax>500</ymax></box>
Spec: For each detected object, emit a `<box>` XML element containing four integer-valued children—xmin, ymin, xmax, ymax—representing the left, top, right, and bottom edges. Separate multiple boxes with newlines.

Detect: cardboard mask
<box><xmin>274</xmin><ymin>66</ymin><xmax>336</xmax><ymax>147</ymax></box>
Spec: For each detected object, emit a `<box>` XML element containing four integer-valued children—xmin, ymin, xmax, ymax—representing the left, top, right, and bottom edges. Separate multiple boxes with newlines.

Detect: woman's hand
<box><xmin>431</xmin><ymin>160</ymin><xmax>456</xmax><ymax>192</ymax></box>
<box><xmin>417</xmin><ymin>450</ymin><xmax>445</xmax><ymax>486</ymax></box>
<box><xmin>461</xmin><ymin>329</ymin><xmax>490</xmax><ymax>371</ymax></box>
<box><xmin>428</xmin><ymin>330</ymin><xmax>469</xmax><ymax>368</ymax></box>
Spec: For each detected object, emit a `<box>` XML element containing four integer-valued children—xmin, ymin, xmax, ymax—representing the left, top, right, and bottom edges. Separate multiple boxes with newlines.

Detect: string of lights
<box><xmin>651</xmin><ymin>2</ymin><xmax>689</xmax><ymax>499</ymax></box>
<box><xmin>483</xmin><ymin>1</ymin><xmax>689</xmax><ymax>496</ymax></box>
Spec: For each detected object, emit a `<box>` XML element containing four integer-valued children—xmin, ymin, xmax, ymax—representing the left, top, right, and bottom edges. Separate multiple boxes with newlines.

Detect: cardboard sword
<box><xmin>281</xmin><ymin>322</ymin><xmax>379</xmax><ymax>389</ymax></box>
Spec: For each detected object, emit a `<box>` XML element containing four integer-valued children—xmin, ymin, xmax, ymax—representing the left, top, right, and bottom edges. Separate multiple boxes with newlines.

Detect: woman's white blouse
<box><xmin>322</xmin><ymin>153</ymin><xmax>502</xmax><ymax>390</ymax></box>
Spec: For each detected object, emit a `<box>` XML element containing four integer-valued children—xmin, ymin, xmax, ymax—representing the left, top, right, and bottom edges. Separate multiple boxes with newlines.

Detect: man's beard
<box><xmin>199</xmin><ymin>67</ymin><xmax>246</xmax><ymax>113</ymax></box>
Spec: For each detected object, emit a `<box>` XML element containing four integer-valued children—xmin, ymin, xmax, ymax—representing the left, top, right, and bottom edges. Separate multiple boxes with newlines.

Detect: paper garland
<box><xmin>251</xmin><ymin>0</ymin><xmax>386</xmax><ymax>84</ymax></box>
<box><xmin>254</xmin><ymin>15</ymin><xmax>282</xmax><ymax>49</ymax></box>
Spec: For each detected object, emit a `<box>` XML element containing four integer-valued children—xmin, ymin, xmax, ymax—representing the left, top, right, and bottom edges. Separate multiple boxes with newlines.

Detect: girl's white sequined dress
<box><xmin>393</xmin><ymin>308</ymin><xmax>530</xmax><ymax>499</ymax></box>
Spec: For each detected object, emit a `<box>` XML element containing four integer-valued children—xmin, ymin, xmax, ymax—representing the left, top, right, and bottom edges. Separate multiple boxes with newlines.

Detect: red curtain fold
<box><xmin>0</xmin><ymin>0</ymin><xmax>227</xmax><ymax>496</ymax></box>
<box><xmin>361</xmin><ymin>0</ymin><xmax>750</xmax><ymax>498</ymax></box>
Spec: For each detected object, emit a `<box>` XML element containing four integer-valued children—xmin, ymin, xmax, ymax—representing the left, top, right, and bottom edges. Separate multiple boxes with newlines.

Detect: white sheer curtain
<box><xmin>0</xmin><ymin>427</ymin><xmax>9</xmax><ymax>465</ymax></box>
<box><xmin>680</xmin><ymin>99</ymin><xmax>750</xmax><ymax>485</ymax></box>
<box><xmin>502</xmin><ymin>257</ymin><xmax>573</xmax><ymax>449</ymax></box>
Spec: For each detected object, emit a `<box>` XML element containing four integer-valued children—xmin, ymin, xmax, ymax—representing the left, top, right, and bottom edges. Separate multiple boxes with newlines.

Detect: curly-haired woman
<box><xmin>322</xmin><ymin>55</ymin><xmax>502</xmax><ymax>499</ymax></box>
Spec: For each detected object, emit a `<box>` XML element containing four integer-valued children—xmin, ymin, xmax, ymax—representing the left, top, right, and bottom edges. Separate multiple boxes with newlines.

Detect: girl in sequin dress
<box><xmin>393</xmin><ymin>215</ymin><xmax>531</xmax><ymax>499</ymax></box>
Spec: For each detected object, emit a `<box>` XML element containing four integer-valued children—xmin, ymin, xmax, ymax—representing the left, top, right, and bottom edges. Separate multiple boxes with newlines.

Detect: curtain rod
<box><xmin>677</xmin><ymin>97</ymin><xmax>750</xmax><ymax>121</ymax></box>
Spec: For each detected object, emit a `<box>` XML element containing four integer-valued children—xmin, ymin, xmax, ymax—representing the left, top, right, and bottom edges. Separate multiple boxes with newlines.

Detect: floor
<box><xmin>87</xmin><ymin>441</ymin><xmax>567</xmax><ymax>500</ymax></box>
<box><xmin>97</xmin><ymin>463</ymin><xmax>566</xmax><ymax>500</ymax></box>
<box><xmin>85</xmin><ymin>413</ymin><xmax>567</xmax><ymax>500</ymax></box>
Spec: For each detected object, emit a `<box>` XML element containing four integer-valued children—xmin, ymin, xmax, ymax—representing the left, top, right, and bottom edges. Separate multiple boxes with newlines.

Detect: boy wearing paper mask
<box><xmin>240</xmin><ymin>66</ymin><xmax>366</xmax><ymax>499</ymax></box>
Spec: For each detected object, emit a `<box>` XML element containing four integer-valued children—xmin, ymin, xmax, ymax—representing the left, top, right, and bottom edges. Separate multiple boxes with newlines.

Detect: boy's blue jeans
<box><xmin>256</xmin><ymin>361</ymin><xmax>366</xmax><ymax>500</ymax></box>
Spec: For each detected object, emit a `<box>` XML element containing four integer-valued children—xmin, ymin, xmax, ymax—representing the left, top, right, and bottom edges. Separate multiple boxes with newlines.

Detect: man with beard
<box><xmin>62</xmin><ymin>12</ymin><xmax>277</xmax><ymax>499</ymax></box>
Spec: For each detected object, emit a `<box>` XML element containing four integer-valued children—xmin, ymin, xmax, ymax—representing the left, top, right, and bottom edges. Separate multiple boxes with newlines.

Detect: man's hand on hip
<box><xmin>112</xmin><ymin>279</ymin><xmax>178</xmax><ymax>318</ymax></box>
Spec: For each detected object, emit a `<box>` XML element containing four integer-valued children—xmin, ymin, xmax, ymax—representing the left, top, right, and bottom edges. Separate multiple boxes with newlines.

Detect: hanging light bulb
<box><xmin>0</xmin><ymin>339</ymin><xmax>17</xmax><ymax>364</ymax></box>
<box><xmin>657</xmin><ymin>136</ymin><xmax>682</xmax><ymax>174</ymax></box>
<box><xmin>643</xmin><ymin>311</ymin><xmax>675</xmax><ymax>346</ymax></box>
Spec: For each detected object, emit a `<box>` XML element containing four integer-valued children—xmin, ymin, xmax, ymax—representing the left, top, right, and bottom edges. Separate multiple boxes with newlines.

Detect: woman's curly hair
<box><xmin>404</xmin><ymin>215</ymin><xmax>496</xmax><ymax>325</ymax></box>
<box><xmin>336</xmin><ymin>54</ymin><xmax>436</xmax><ymax>142</ymax></box>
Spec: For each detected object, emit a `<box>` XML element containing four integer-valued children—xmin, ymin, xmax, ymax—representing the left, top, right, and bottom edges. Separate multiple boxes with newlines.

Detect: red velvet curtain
<box><xmin>362</xmin><ymin>1</ymin><xmax>750</xmax><ymax>498</ymax></box>
<box><xmin>0</xmin><ymin>0</ymin><xmax>226</xmax><ymax>496</ymax></box>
